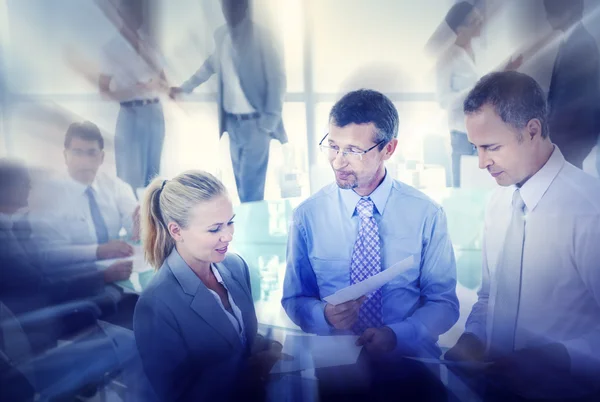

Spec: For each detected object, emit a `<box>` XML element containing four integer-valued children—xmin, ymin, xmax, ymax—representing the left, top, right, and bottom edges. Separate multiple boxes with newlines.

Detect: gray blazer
<box><xmin>180</xmin><ymin>19</ymin><xmax>287</xmax><ymax>144</ymax></box>
<box><xmin>133</xmin><ymin>249</ymin><xmax>258</xmax><ymax>402</ymax></box>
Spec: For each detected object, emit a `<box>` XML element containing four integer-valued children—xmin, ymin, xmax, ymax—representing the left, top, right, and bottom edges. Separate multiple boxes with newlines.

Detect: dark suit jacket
<box><xmin>548</xmin><ymin>23</ymin><xmax>600</xmax><ymax>156</ymax></box>
<box><xmin>0</xmin><ymin>217</ymin><xmax>105</xmax><ymax>353</ymax></box>
<box><xmin>180</xmin><ymin>19</ymin><xmax>287</xmax><ymax>144</ymax></box>
<box><xmin>133</xmin><ymin>249</ymin><xmax>259</xmax><ymax>402</ymax></box>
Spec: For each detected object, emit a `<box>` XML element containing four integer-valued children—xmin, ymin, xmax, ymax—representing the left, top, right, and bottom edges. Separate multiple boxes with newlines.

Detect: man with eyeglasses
<box><xmin>282</xmin><ymin>89</ymin><xmax>458</xmax><ymax>401</ymax></box>
<box><xmin>32</xmin><ymin>121</ymin><xmax>139</xmax><ymax>267</ymax></box>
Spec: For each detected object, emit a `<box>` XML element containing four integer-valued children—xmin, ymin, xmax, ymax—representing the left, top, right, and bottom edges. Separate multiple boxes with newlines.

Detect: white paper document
<box><xmin>323</xmin><ymin>255</ymin><xmax>415</xmax><ymax>306</ymax></box>
<box><xmin>270</xmin><ymin>335</ymin><xmax>362</xmax><ymax>374</ymax></box>
<box><xmin>95</xmin><ymin>245</ymin><xmax>150</xmax><ymax>272</ymax></box>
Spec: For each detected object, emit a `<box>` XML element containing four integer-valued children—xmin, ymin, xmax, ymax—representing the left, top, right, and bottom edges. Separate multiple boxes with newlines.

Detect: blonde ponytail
<box><xmin>141</xmin><ymin>179</ymin><xmax>175</xmax><ymax>269</ymax></box>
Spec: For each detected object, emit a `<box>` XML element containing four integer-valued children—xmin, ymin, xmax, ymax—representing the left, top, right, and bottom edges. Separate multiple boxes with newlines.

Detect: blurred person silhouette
<box><xmin>134</xmin><ymin>171</ymin><xmax>286</xmax><ymax>401</ymax></box>
<box><xmin>446</xmin><ymin>71</ymin><xmax>600</xmax><ymax>401</ymax></box>
<box><xmin>99</xmin><ymin>0</ymin><xmax>167</xmax><ymax>191</ymax></box>
<box><xmin>0</xmin><ymin>158</ymin><xmax>133</xmax><ymax>327</ymax></box>
<box><xmin>29</xmin><ymin>121</ymin><xmax>140</xmax><ymax>329</ymax></box>
<box><xmin>436</xmin><ymin>2</ymin><xmax>522</xmax><ymax>187</ymax></box>
<box><xmin>0</xmin><ymin>158</ymin><xmax>137</xmax><ymax>400</ymax></box>
<box><xmin>282</xmin><ymin>89</ymin><xmax>458</xmax><ymax>401</ymax></box>
<box><xmin>34</xmin><ymin>121</ymin><xmax>140</xmax><ymax>267</ymax></box>
<box><xmin>170</xmin><ymin>0</ymin><xmax>287</xmax><ymax>203</ymax></box>
<box><xmin>544</xmin><ymin>0</ymin><xmax>600</xmax><ymax>169</ymax></box>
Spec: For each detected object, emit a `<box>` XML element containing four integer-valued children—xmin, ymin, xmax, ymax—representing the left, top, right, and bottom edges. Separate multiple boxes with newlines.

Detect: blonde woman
<box><xmin>134</xmin><ymin>171</ymin><xmax>281</xmax><ymax>402</ymax></box>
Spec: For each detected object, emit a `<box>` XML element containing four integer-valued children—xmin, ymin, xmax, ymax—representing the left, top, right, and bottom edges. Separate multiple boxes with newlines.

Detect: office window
<box><xmin>310</xmin><ymin>0</ymin><xmax>455</xmax><ymax>94</ymax></box>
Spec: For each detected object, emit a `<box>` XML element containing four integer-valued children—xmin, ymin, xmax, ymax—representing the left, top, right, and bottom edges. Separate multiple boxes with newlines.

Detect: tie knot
<box><xmin>85</xmin><ymin>186</ymin><xmax>93</xmax><ymax>196</ymax></box>
<box><xmin>356</xmin><ymin>198</ymin><xmax>374</xmax><ymax>218</ymax></box>
<box><xmin>512</xmin><ymin>189</ymin><xmax>525</xmax><ymax>214</ymax></box>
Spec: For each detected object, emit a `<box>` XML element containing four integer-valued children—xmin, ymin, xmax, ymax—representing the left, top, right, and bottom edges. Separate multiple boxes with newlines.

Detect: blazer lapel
<box><xmin>189</xmin><ymin>283</ymin><xmax>242</xmax><ymax>351</ymax></box>
<box><xmin>215</xmin><ymin>262</ymin><xmax>257</xmax><ymax>348</ymax></box>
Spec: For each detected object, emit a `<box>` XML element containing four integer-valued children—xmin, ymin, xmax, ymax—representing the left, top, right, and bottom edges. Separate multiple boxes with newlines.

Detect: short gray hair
<box><xmin>464</xmin><ymin>71</ymin><xmax>549</xmax><ymax>140</ymax></box>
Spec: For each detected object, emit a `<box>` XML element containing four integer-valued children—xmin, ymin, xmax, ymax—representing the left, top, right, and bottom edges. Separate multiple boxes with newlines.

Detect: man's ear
<box><xmin>381</xmin><ymin>138</ymin><xmax>398</xmax><ymax>161</ymax></box>
<box><xmin>527</xmin><ymin>118</ymin><xmax>543</xmax><ymax>140</ymax></box>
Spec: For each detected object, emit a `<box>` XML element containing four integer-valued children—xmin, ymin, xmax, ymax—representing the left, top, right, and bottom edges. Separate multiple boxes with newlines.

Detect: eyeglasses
<box><xmin>318</xmin><ymin>133</ymin><xmax>386</xmax><ymax>161</ymax></box>
<box><xmin>67</xmin><ymin>149</ymin><xmax>103</xmax><ymax>158</ymax></box>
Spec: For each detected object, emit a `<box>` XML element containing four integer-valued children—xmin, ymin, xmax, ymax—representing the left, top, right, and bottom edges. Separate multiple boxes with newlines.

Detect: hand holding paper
<box><xmin>324</xmin><ymin>296</ymin><xmax>366</xmax><ymax>330</ymax></box>
<box><xmin>324</xmin><ymin>255</ymin><xmax>415</xmax><ymax>306</ymax></box>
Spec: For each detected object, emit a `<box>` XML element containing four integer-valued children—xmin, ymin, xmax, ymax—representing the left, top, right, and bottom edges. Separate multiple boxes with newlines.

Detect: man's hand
<box><xmin>169</xmin><ymin>86</ymin><xmax>184</xmax><ymax>100</ymax></box>
<box><xmin>103</xmin><ymin>260</ymin><xmax>133</xmax><ymax>283</ymax></box>
<box><xmin>246</xmin><ymin>341</ymin><xmax>293</xmax><ymax>381</ymax></box>
<box><xmin>131</xmin><ymin>206</ymin><xmax>141</xmax><ymax>242</ymax></box>
<box><xmin>356</xmin><ymin>326</ymin><xmax>397</xmax><ymax>354</ymax></box>
<box><xmin>324</xmin><ymin>296</ymin><xmax>366</xmax><ymax>330</ymax></box>
<box><xmin>445</xmin><ymin>332</ymin><xmax>486</xmax><ymax>362</ymax></box>
<box><xmin>96</xmin><ymin>240</ymin><xmax>134</xmax><ymax>260</ymax></box>
<box><xmin>486</xmin><ymin>343</ymin><xmax>572</xmax><ymax>397</ymax></box>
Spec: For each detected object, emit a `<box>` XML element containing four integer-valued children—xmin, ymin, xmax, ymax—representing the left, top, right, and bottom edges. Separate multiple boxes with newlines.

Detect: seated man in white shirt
<box><xmin>34</xmin><ymin>121</ymin><xmax>140</xmax><ymax>266</ymax></box>
<box><xmin>445</xmin><ymin>71</ymin><xmax>600</xmax><ymax>401</ymax></box>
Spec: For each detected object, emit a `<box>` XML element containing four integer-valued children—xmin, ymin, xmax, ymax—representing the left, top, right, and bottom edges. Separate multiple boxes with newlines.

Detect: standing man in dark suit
<box><xmin>544</xmin><ymin>0</ymin><xmax>600</xmax><ymax>169</ymax></box>
<box><xmin>170</xmin><ymin>0</ymin><xmax>287</xmax><ymax>203</ymax></box>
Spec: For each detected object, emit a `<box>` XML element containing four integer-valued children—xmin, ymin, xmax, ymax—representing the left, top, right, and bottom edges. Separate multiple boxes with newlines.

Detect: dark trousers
<box><xmin>450</xmin><ymin>131</ymin><xmax>476</xmax><ymax>188</ymax></box>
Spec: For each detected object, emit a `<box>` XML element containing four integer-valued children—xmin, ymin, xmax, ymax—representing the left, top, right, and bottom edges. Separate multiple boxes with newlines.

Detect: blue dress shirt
<box><xmin>282</xmin><ymin>171</ymin><xmax>459</xmax><ymax>356</ymax></box>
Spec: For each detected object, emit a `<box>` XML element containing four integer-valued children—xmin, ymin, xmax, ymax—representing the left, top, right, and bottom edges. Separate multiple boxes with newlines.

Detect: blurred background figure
<box><xmin>0</xmin><ymin>158</ymin><xmax>138</xmax><ymax>401</ymax></box>
<box><xmin>435</xmin><ymin>2</ymin><xmax>521</xmax><ymax>188</ymax></box>
<box><xmin>543</xmin><ymin>0</ymin><xmax>600</xmax><ymax>169</ymax></box>
<box><xmin>435</xmin><ymin>2</ymin><xmax>482</xmax><ymax>188</ymax></box>
<box><xmin>170</xmin><ymin>0</ymin><xmax>287</xmax><ymax>203</ymax></box>
<box><xmin>34</xmin><ymin>121</ymin><xmax>139</xmax><ymax>266</ymax></box>
<box><xmin>99</xmin><ymin>0</ymin><xmax>167</xmax><ymax>192</ymax></box>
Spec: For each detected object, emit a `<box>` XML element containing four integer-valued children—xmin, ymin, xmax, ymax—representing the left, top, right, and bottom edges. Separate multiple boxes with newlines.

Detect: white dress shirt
<box><xmin>465</xmin><ymin>146</ymin><xmax>600</xmax><ymax>382</ymax></box>
<box><xmin>436</xmin><ymin>44</ymin><xmax>479</xmax><ymax>133</ymax></box>
<box><xmin>102</xmin><ymin>29</ymin><xmax>165</xmax><ymax>102</ymax></box>
<box><xmin>31</xmin><ymin>172</ymin><xmax>138</xmax><ymax>263</ymax></box>
<box><xmin>208</xmin><ymin>264</ymin><xmax>246</xmax><ymax>345</ymax></box>
<box><xmin>220</xmin><ymin>30</ymin><xmax>256</xmax><ymax>114</ymax></box>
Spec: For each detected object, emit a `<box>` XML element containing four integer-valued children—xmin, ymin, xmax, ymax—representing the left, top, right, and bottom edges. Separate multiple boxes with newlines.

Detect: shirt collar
<box><xmin>228</xmin><ymin>17</ymin><xmax>251</xmax><ymax>38</ymax></box>
<box><xmin>68</xmin><ymin>174</ymin><xmax>100</xmax><ymax>195</ymax></box>
<box><xmin>339</xmin><ymin>169</ymin><xmax>393</xmax><ymax>218</ymax></box>
<box><xmin>211</xmin><ymin>264</ymin><xmax>225</xmax><ymax>285</ymax></box>
<box><xmin>516</xmin><ymin>145</ymin><xmax>564</xmax><ymax>213</ymax></box>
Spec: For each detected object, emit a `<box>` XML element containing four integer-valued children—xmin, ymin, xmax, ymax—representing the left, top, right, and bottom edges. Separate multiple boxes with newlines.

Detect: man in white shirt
<box><xmin>446</xmin><ymin>71</ymin><xmax>600</xmax><ymax>400</ymax></box>
<box><xmin>544</xmin><ymin>0</ymin><xmax>600</xmax><ymax>169</ymax></box>
<box><xmin>436</xmin><ymin>2</ymin><xmax>482</xmax><ymax>188</ymax></box>
<box><xmin>170</xmin><ymin>0</ymin><xmax>287</xmax><ymax>203</ymax></box>
<box><xmin>99</xmin><ymin>0</ymin><xmax>166</xmax><ymax>190</ymax></box>
<box><xmin>436</xmin><ymin>2</ymin><xmax>522</xmax><ymax>188</ymax></box>
<box><xmin>36</xmin><ymin>121</ymin><xmax>139</xmax><ymax>266</ymax></box>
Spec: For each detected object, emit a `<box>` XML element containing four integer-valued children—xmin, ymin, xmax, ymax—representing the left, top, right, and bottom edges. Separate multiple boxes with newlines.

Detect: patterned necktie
<box><xmin>85</xmin><ymin>187</ymin><xmax>109</xmax><ymax>244</ymax></box>
<box><xmin>350</xmin><ymin>197</ymin><xmax>383</xmax><ymax>334</ymax></box>
<box><xmin>489</xmin><ymin>189</ymin><xmax>526</xmax><ymax>358</ymax></box>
